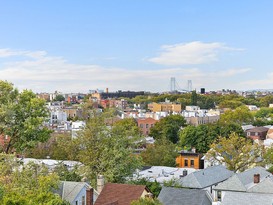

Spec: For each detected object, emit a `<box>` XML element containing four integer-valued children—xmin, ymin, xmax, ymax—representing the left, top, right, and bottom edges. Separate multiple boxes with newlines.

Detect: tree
<box><xmin>128</xmin><ymin>178</ymin><xmax>162</xmax><ymax>197</ymax></box>
<box><xmin>54</xmin><ymin>94</ymin><xmax>65</xmax><ymax>102</ymax></box>
<box><xmin>179</xmin><ymin>123</ymin><xmax>244</xmax><ymax>153</ymax></box>
<box><xmin>218</xmin><ymin>122</ymin><xmax>244</xmax><ymax>137</ymax></box>
<box><xmin>191</xmin><ymin>90</ymin><xmax>197</xmax><ymax>106</ymax></box>
<box><xmin>263</xmin><ymin>146</ymin><xmax>273</xmax><ymax>166</ymax></box>
<box><xmin>259</xmin><ymin>95</ymin><xmax>273</xmax><ymax>107</ymax></box>
<box><xmin>75</xmin><ymin>111</ymin><xmax>142</xmax><ymax>186</ymax></box>
<box><xmin>202</xmin><ymin>97</ymin><xmax>215</xmax><ymax>109</ymax></box>
<box><xmin>53</xmin><ymin>163</ymin><xmax>82</xmax><ymax>182</ymax></box>
<box><xmin>141</xmin><ymin>138</ymin><xmax>178</xmax><ymax>167</ymax></box>
<box><xmin>0</xmin><ymin>81</ymin><xmax>51</xmax><ymax>153</ymax></box>
<box><xmin>131</xmin><ymin>198</ymin><xmax>163</xmax><ymax>205</ymax></box>
<box><xmin>218</xmin><ymin>100</ymin><xmax>244</xmax><ymax>109</ymax></box>
<box><xmin>0</xmin><ymin>154</ymin><xmax>69</xmax><ymax>205</ymax></box>
<box><xmin>206</xmin><ymin>133</ymin><xmax>263</xmax><ymax>172</ymax></box>
<box><xmin>255</xmin><ymin>107</ymin><xmax>273</xmax><ymax>118</ymax></box>
<box><xmin>112</xmin><ymin>118</ymin><xmax>142</xmax><ymax>140</ymax></box>
<box><xmin>27</xmin><ymin>133</ymin><xmax>80</xmax><ymax>161</ymax></box>
<box><xmin>149</xmin><ymin>115</ymin><xmax>186</xmax><ymax>143</ymax></box>
<box><xmin>179</xmin><ymin>125</ymin><xmax>198</xmax><ymax>150</ymax></box>
<box><xmin>219</xmin><ymin>106</ymin><xmax>254</xmax><ymax>125</ymax></box>
<box><xmin>179</xmin><ymin>124</ymin><xmax>218</xmax><ymax>153</ymax></box>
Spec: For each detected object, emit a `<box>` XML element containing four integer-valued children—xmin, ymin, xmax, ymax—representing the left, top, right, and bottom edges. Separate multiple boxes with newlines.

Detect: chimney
<box><xmin>97</xmin><ymin>175</ymin><xmax>105</xmax><ymax>194</ymax></box>
<box><xmin>191</xmin><ymin>147</ymin><xmax>196</xmax><ymax>153</ymax></box>
<box><xmin>86</xmin><ymin>188</ymin><xmax>93</xmax><ymax>205</ymax></box>
<box><xmin>254</xmin><ymin>174</ymin><xmax>260</xmax><ymax>183</ymax></box>
<box><xmin>183</xmin><ymin>169</ymin><xmax>188</xmax><ymax>177</ymax></box>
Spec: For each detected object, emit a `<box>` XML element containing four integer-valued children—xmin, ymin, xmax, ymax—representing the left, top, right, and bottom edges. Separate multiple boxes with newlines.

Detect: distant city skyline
<box><xmin>1</xmin><ymin>1</ymin><xmax>273</xmax><ymax>93</ymax></box>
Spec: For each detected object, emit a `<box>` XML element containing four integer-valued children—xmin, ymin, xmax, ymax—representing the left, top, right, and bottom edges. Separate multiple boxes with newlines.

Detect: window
<box><xmin>184</xmin><ymin>159</ymin><xmax>188</xmax><ymax>167</ymax></box>
<box><xmin>75</xmin><ymin>201</ymin><xmax>78</xmax><ymax>205</ymax></box>
<box><xmin>217</xmin><ymin>191</ymin><xmax>222</xmax><ymax>201</ymax></box>
<box><xmin>190</xmin><ymin>159</ymin><xmax>194</xmax><ymax>167</ymax></box>
<box><xmin>140</xmin><ymin>124</ymin><xmax>143</xmax><ymax>128</ymax></box>
<box><xmin>247</xmin><ymin>132</ymin><xmax>250</xmax><ymax>136</ymax></box>
<box><xmin>146</xmin><ymin>124</ymin><xmax>149</xmax><ymax>128</ymax></box>
<box><xmin>82</xmin><ymin>196</ymin><xmax>85</xmax><ymax>205</ymax></box>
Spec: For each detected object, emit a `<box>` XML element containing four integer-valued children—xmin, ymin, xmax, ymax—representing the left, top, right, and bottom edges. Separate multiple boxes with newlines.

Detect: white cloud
<box><xmin>0</xmin><ymin>48</ymin><xmax>250</xmax><ymax>93</ymax></box>
<box><xmin>0</xmin><ymin>48</ymin><xmax>47</xmax><ymax>58</ymax></box>
<box><xmin>239</xmin><ymin>72</ymin><xmax>273</xmax><ymax>88</ymax></box>
<box><xmin>148</xmin><ymin>41</ymin><xmax>243</xmax><ymax>66</ymax></box>
<box><xmin>213</xmin><ymin>68</ymin><xmax>251</xmax><ymax>77</ymax></box>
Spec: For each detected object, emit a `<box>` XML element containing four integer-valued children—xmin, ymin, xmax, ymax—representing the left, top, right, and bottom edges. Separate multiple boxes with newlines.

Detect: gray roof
<box><xmin>178</xmin><ymin>165</ymin><xmax>234</xmax><ymax>188</ymax></box>
<box><xmin>213</xmin><ymin>174</ymin><xmax>246</xmax><ymax>192</ymax></box>
<box><xmin>158</xmin><ymin>187</ymin><xmax>212</xmax><ymax>205</ymax></box>
<box><xmin>214</xmin><ymin>166</ymin><xmax>272</xmax><ymax>192</ymax></box>
<box><xmin>222</xmin><ymin>191</ymin><xmax>273</xmax><ymax>205</ymax></box>
<box><xmin>237</xmin><ymin>167</ymin><xmax>270</xmax><ymax>186</ymax></box>
<box><xmin>57</xmin><ymin>181</ymin><xmax>98</xmax><ymax>204</ymax></box>
<box><xmin>248</xmin><ymin>177</ymin><xmax>273</xmax><ymax>193</ymax></box>
<box><xmin>63</xmin><ymin>181</ymin><xmax>87</xmax><ymax>203</ymax></box>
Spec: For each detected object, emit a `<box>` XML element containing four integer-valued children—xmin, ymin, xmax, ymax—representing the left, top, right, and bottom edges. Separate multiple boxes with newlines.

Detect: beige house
<box><xmin>185</xmin><ymin>115</ymin><xmax>220</xmax><ymax>126</ymax></box>
<box><xmin>148</xmin><ymin>102</ymin><xmax>181</xmax><ymax>113</ymax></box>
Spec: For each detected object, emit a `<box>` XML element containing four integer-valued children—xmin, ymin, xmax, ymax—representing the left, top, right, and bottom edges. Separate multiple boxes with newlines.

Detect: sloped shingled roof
<box><xmin>55</xmin><ymin>181</ymin><xmax>98</xmax><ymax>204</ymax></box>
<box><xmin>214</xmin><ymin>166</ymin><xmax>271</xmax><ymax>192</ymax></box>
<box><xmin>158</xmin><ymin>187</ymin><xmax>212</xmax><ymax>205</ymax></box>
<box><xmin>222</xmin><ymin>191</ymin><xmax>273</xmax><ymax>205</ymax></box>
<box><xmin>178</xmin><ymin>165</ymin><xmax>234</xmax><ymax>188</ymax></box>
<box><xmin>94</xmin><ymin>183</ymin><xmax>148</xmax><ymax>205</ymax></box>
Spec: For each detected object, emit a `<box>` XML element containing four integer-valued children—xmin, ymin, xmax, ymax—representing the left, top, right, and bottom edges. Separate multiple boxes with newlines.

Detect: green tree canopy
<box><xmin>75</xmin><ymin>111</ymin><xmax>142</xmax><ymax>187</ymax></box>
<box><xmin>218</xmin><ymin>100</ymin><xmax>244</xmax><ymax>109</ymax></box>
<box><xmin>54</xmin><ymin>94</ymin><xmax>65</xmax><ymax>102</ymax></box>
<box><xmin>191</xmin><ymin>90</ymin><xmax>197</xmax><ymax>106</ymax></box>
<box><xmin>206</xmin><ymin>133</ymin><xmax>263</xmax><ymax>172</ymax></box>
<box><xmin>263</xmin><ymin>146</ymin><xmax>273</xmax><ymax>166</ymax></box>
<box><xmin>179</xmin><ymin>124</ymin><xmax>218</xmax><ymax>153</ymax></box>
<box><xmin>27</xmin><ymin>133</ymin><xmax>80</xmax><ymax>161</ymax></box>
<box><xmin>131</xmin><ymin>198</ymin><xmax>163</xmax><ymax>205</ymax></box>
<box><xmin>112</xmin><ymin>118</ymin><xmax>142</xmax><ymax>141</ymax></box>
<box><xmin>141</xmin><ymin>138</ymin><xmax>178</xmax><ymax>167</ymax></box>
<box><xmin>149</xmin><ymin>115</ymin><xmax>186</xmax><ymax>143</ymax></box>
<box><xmin>0</xmin><ymin>154</ymin><xmax>69</xmax><ymax>205</ymax></box>
<box><xmin>255</xmin><ymin>107</ymin><xmax>273</xmax><ymax>118</ymax></box>
<box><xmin>128</xmin><ymin>178</ymin><xmax>162</xmax><ymax>197</ymax></box>
<box><xmin>219</xmin><ymin>106</ymin><xmax>254</xmax><ymax>125</ymax></box>
<box><xmin>259</xmin><ymin>95</ymin><xmax>273</xmax><ymax>107</ymax></box>
<box><xmin>0</xmin><ymin>81</ymin><xmax>51</xmax><ymax>153</ymax></box>
<box><xmin>179</xmin><ymin>122</ymin><xmax>244</xmax><ymax>153</ymax></box>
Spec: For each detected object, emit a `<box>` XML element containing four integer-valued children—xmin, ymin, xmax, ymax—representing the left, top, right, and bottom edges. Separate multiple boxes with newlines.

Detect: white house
<box><xmin>72</xmin><ymin>121</ymin><xmax>86</xmax><ymax>139</ymax></box>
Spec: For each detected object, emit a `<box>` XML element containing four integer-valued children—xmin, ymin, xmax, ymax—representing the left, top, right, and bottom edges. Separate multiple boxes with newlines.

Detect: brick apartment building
<box><xmin>137</xmin><ymin>117</ymin><xmax>158</xmax><ymax>136</ymax></box>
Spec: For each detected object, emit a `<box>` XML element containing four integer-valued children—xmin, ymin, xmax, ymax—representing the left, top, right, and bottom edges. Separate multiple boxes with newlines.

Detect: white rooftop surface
<box><xmin>264</xmin><ymin>138</ymin><xmax>273</xmax><ymax>147</ymax></box>
<box><xmin>135</xmin><ymin>166</ymin><xmax>197</xmax><ymax>183</ymax></box>
<box><xmin>21</xmin><ymin>158</ymin><xmax>82</xmax><ymax>170</ymax></box>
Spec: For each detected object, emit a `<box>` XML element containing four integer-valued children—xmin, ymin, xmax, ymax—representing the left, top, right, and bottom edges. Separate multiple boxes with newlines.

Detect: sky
<box><xmin>1</xmin><ymin>1</ymin><xmax>273</xmax><ymax>93</ymax></box>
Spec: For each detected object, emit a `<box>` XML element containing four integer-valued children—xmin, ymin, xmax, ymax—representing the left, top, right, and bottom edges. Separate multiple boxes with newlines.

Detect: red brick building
<box><xmin>137</xmin><ymin>118</ymin><xmax>158</xmax><ymax>136</ymax></box>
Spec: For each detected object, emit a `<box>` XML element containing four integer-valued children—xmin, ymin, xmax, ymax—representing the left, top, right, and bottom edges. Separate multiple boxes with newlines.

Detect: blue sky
<box><xmin>0</xmin><ymin>1</ymin><xmax>273</xmax><ymax>93</ymax></box>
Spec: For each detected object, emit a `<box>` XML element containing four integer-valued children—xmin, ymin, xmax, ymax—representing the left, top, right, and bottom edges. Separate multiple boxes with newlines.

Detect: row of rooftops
<box><xmin>18</xmin><ymin>155</ymin><xmax>273</xmax><ymax>205</ymax></box>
